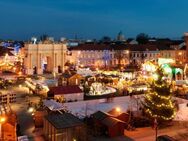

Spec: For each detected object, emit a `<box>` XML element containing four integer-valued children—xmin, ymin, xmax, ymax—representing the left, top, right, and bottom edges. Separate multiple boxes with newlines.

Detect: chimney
<box><xmin>184</xmin><ymin>32</ymin><xmax>188</xmax><ymax>62</ymax></box>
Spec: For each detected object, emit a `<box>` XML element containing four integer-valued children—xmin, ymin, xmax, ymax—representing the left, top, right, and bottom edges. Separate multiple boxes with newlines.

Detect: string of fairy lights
<box><xmin>146</xmin><ymin>109</ymin><xmax>176</xmax><ymax>120</ymax></box>
<box><xmin>144</xmin><ymin>64</ymin><xmax>176</xmax><ymax>121</ymax></box>
<box><xmin>145</xmin><ymin>94</ymin><xmax>174</xmax><ymax>108</ymax></box>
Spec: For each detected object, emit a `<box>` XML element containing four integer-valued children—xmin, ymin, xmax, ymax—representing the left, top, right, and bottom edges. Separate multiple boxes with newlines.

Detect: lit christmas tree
<box><xmin>144</xmin><ymin>66</ymin><xmax>176</xmax><ymax>121</ymax></box>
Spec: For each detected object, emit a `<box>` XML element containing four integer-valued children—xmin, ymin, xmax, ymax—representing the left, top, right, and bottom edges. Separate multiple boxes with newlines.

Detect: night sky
<box><xmin>0</xmin><ymin>0</ymin><xmax>188</xmax><ymax>40</ymax></box>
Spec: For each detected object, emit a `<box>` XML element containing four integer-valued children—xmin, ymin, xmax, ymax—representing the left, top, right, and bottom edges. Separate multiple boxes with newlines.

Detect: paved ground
<box><xmin>1</xmin><ymin>85</ymin><xmax>44</xmax><ymax>141</ymax></box>
<box><xmin>90</xmin><ymin>136</ymin><xmax>134</xmax><ymax>141</ymax></box>
<box><xmin>90</xmin><ymin>121</ymin><xmax>188</xmax><ymax>141</ymax></box>
<box><xmin>126</xmin><ymin>121</ymin><xmax>188</xmax><ymax>141</ymax></box>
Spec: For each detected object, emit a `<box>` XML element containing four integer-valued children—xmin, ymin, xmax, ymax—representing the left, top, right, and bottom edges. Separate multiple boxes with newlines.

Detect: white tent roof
<box><xmin>43</xmin><ymin>100</ymin><xmax>65</xmax><ymax>111</ymax></box>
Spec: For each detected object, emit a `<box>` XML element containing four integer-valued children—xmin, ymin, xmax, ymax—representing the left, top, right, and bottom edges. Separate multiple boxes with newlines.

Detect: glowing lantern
<box><xmin>142</xmin><ymin>61</ymin><xmax>156</xmax><ymax>72</ymax></box>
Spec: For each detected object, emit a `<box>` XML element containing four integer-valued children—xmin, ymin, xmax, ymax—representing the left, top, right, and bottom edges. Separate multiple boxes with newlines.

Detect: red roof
<box><xmin>49</xmin><ymin>85</ymin><xmax>83</xmax><ymax>95</ymax></box>
<box><xmin>69</xmin><ymin>43</ymin><xmax>173</xmax><ymax>51</ymax></box>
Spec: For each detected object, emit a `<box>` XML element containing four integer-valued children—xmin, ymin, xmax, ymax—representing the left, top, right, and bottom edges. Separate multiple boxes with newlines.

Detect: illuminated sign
<box><xmin>158</xmin><ymin>58</ymin><xmax>175</xmax><ymax>66</ymax></box>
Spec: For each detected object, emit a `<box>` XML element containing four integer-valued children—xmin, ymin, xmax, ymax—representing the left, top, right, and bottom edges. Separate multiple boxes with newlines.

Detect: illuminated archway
<box><xmin>24</xmin><ymin>43</ymin><xmax>67</xmax><ymax>75</ymax></box>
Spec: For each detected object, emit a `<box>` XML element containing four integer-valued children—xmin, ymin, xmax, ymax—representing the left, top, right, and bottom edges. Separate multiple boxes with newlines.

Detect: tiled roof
<box><xmin>69</xmin><ymin>43</ymin><xmax>174</xmax><ymax>51</ymax></box>
<box><xmin>91</xmin><ymin>111</ymin><xmax>112</xmax><ymax>121</ymax></box>
<box><xmin>45</xmin><ymin>113</ymin><xmax>84</xmax><ymax>129</ymax></box>
<box><xmin>49</xmin><ymin>85</ymin><xmax>83</xmax><ymax>95</ymax></box>
<box><xmin>91</xmin><ymin>111</ymin><xmax>125</xmax><ymax>127</ymax></box>
<box><xmin>127</xmin><ymin>44</ymin><xmax>159</xmax><ymax>51</ymax></box>
<box><xmin>101</xmin><ymin>117</ymin><xmax>125</xmax><ymax>127</ymax></box>
<box><xmin>70</xmin><ymin>44</ymin><xmax>112</xmax><ymax>51</ymax></box>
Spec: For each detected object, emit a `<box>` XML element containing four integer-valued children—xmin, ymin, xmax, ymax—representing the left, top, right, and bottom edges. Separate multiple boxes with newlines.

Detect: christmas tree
<box><xmin>144</xmin><ymin>66</ymin><xmax>176</xmax><ymax>121</ymax></box>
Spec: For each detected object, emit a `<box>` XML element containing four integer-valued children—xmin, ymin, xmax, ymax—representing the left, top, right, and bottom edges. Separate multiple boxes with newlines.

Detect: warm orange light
<box><xmin>0</xmin><ymin>117</ymin><xmax>6</xmax><ymax>123</ymax></box>
<box><xmin>116</xmin><ymin>107</ymin><xmax>121</xmax><ymax>112</ymax></box>
<box><xmin>28</xmin><ymin>107</ymin><xmax>34</xmax><ymax>113</ymax></box>
<box><xmin>178</xmin><ymin>52</ymin><xmax>182</xmax><ymax>55</ymax></box>
<box><xmin>18</xmin><ymin>72</ymin><xmax>22</xmax><ymax>75</ymax></box>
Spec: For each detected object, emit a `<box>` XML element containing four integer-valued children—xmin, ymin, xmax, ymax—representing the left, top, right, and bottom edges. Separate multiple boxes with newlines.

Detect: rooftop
<box><xmin>49</xmin><ymin>85</ymin><xmax>83</xmax><ymax>95</ymax></box>
<box><xmin>69</xmin><ymin>43</ymin><xmax>178</xmax><ymax>51</ymax></box>
<box><xmin>91</xmin><ymin>111</ymin><xmax>112</xmax><ymax>121</ymax></box>
<box><xmin>102</xmin><ymin>116</ymin><xmax>125</xmax><ymax>127</ymax></box>
<box><xmin>45</xmin><ymin>113</ymin><xmax>84</xmax><ymax>129</ymax></box>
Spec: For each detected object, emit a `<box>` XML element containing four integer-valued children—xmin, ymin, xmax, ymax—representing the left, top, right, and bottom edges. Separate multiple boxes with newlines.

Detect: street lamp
<box><xmin>28</xmin><ymin>107</ymin><xmax>34</xmax><ymax>113</ymax></box>
<box><xmin>116</xmin><ymin>107</ymin><xmax>121</xmax><ymax>113</ymax></box>
<box><xmin>0</xmin><ymin>116</ymin><xmax>6</xmax><ymax>140</ymax></box>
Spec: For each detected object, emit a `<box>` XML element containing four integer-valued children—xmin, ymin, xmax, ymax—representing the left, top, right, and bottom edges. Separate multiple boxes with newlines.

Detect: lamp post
<box><xmin>0</xmin><ymin>116</ymin><xmax>6</xmax><ymax>140</ymax></box>
<box><xmin>154</xmin><ymin>118</ymin><xmax>158</xmax><ymax>141</ymax></box>
<box><xmin>128</xmin><ymin>92</ymin><xmax>133</xmax><ymax>129</ymax></box>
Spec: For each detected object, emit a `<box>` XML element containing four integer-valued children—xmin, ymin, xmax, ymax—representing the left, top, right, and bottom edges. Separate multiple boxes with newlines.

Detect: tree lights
<box><xmin>144</xmin><ymin>67</ymin><xmax>176</xmax><ymax>121</ymax></box>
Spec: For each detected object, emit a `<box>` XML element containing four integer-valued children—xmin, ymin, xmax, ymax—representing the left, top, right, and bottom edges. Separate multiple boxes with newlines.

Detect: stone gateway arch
<box><xmin>24</xmin><ymin>43</ymin><xmax>67</xmax><ymax>75</ymax></box>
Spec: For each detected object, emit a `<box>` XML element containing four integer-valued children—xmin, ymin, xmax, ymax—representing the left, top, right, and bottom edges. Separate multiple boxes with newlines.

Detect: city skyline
<box><xmin>1</xmin><ymin>0</ymin><xmax>188</xmax><ymax>40</ymax></box>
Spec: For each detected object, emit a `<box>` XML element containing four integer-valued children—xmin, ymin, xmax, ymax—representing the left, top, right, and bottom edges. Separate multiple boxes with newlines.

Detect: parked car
<box><xmin>157</xmin><ymin>135</ymin><xmax>176</xmax><ymax>141</ymax></box>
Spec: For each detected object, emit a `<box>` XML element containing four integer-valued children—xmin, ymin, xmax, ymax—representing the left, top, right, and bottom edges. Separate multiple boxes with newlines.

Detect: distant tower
<box><xmin>117</xmin><ymin>31</ymin><xmax>125</xmax><ymax>41</ymax></box>
<box><xmin>31</xmin><ymin>37</ymin><xmax>37</xmax><ymax>44</ymax></box>
<box><xmin>184</xmin><ymin>33</ymin><xmax>188</xmax><ymax>62</ymax></box>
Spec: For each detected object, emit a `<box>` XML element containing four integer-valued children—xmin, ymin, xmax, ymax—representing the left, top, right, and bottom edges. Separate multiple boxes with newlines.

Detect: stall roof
<box><xmin>91</xmin><ymin>111</ymin><xmax>112</xmax><ymax>121</ymax></box>
<box><xmin>102</xmin><ymin>117</ymin><xmax>125</xmax><ymax>127</ymax></box>
<box><xmin>43</xmin><ymin>100</ymin><xmax>64</xmax><ymax>111</ymax></box>
<box><xmin>45</xmin><ymin>113</ymin><xmax>84</xmax><ymax>129</ymax></box>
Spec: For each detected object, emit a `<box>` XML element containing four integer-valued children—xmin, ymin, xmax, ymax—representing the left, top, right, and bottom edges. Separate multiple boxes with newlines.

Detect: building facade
<box><xmin>69</xmin><ymin>43</ymin><xmax>186</xmax><ymax>68</ymax></box>
<box><xmin>68</xmin><ymin>44</ymin><xmax>130</xmax><ymax>68</ymax></box>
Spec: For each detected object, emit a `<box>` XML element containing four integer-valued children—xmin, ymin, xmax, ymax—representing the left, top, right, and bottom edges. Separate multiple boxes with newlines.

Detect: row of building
<box><xmin>23</xmin><ymin>35</ymin><xmax>188</xmax><ymax>75</ymax></box>
<box><xmin>1</xmin><ymin>34</ymin><xmax>188</xmax><ymax>75</ymax></box>
<box><xmin>68</xmin><ymin>43</ymin><xmax>186</xmax><ymax>68</ymax></box>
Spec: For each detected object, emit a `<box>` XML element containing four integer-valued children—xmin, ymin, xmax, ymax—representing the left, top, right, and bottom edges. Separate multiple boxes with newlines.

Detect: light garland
<box><xmin>145</xmin><ymin>95</ymin><xmax>174</xmax><ymax>108</ymax></box>
<box><xmin>150</xmin><ymin>92</ymin><xmax>171</xmax><ymax>100</ymax></box>
<box><xmin>146</xmin><ymin>109</ymin><xmax>176</xmax><ymax>120</ymax></box>
<box><xmin>153</xmin><ymin>81</ymin><xmax>171</xmax><ymax>88</ymax></box>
